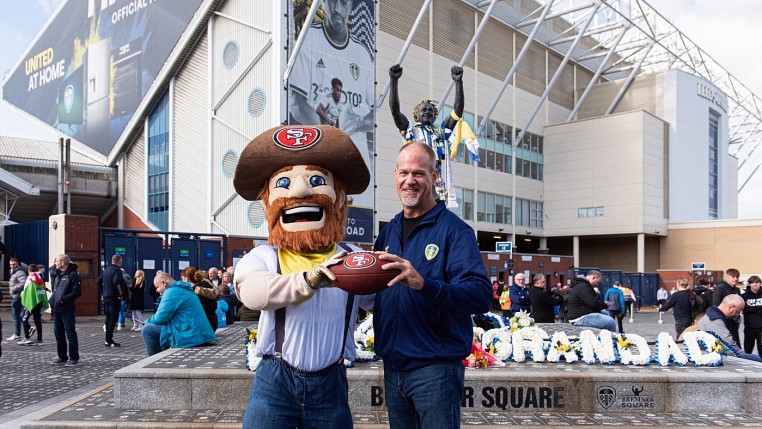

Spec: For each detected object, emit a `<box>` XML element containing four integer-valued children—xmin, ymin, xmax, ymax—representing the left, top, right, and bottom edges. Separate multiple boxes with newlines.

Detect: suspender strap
<box><xmin>338</xmin><ymin>243</ymin><xmax>355</xmax><ymax>359</ymax></box>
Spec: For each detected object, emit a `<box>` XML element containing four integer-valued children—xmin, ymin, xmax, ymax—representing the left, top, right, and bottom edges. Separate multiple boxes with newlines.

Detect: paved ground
<box><xmin>4</xmin><ymin>307</ymin><xmax>762</xmax><ymax>428</ymax></box>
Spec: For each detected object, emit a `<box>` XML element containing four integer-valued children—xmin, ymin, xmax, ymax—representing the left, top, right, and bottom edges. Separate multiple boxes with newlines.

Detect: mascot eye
<box><xmin>275</xmin><ymin>177</ymin><xmax>290</xmax><ymax>189</ymax></box>
<box><xmin>309</xmin><ymin>175</ymin><xmax>326</xmax><ymax>187</ymax></box>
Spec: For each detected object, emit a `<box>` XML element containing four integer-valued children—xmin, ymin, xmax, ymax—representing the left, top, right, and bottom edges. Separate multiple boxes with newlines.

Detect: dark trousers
<box><xmin>22</xmin><ymin>303</ymin><xmax>43</xmax><ymax>341</ymax></box>
<box><xmin>744</xmin><ymin>328</ymin><xmax>762</xmax><ymax>358</ymax></box>
<box><xmin>674</xmin><ymin>319</ymin><xmax>692</xmax><ymax>339</ymax></box>
<box><xmin>53</xmin><ymin>311</ymin><xmax>79</xmax><ymax>361</ymax></box>
<box><xmin>104</xmin><ymin>298</ymin><xmax>120</xmax><ymax>343</ymax></box>
<box><xmin>608</xmin><ymin>311</ymin><xmax>625</xmax><ymax>333</ymax></box>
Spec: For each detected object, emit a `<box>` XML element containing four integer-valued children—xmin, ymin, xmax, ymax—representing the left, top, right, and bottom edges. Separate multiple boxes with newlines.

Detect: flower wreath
<box><xmin>245</xmin><ymin>327</ymin><xmax>260</xmax><ymax>371</ymax></box>
<box><xmin>681</xmin><ymin>331</ymin><xmax>724</xmax><ymax>366</ymax></box>
<box><xmin>615</xmin><ymin>333</ymin><xmax>652</xmax><ymax>366</ymax></box>
<box><xmin>654</xmin><ymin>332</ymin><xmax>688</xmax><ymax>366</ymax></box>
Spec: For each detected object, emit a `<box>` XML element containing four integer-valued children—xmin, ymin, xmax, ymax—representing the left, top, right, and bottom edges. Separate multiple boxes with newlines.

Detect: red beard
<box><xmin>263</xmin><ymin>188</ymin><xmax>348</xmax><ymax>253</ymax></box>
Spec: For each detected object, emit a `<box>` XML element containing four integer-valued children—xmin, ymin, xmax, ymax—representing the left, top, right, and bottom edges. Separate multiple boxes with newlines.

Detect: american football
<box><xmin>328</xmin><ymin>251</ymin><xmax>400</xmax><ymax>295</ymax></box>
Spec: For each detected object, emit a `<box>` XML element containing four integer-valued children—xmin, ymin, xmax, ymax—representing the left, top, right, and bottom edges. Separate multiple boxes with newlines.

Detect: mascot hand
<box><xmin>305</xmin><ymin>251</ymin><xmax>347</xmax><ymax>289</ymax></box>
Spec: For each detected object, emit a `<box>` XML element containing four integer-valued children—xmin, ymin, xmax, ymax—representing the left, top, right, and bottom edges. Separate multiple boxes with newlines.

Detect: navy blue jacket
<box><xmin>509</xmin><ymin>284</ymin><xmax>531</xmax><ymax>315</ymax></box>
<box><xmin>659</xmin><ymin>289</ymin><xmax>693</xmax><ymax>323</ymax></box>
<box><xmin>373</xmin><ymin>202</ymin><xmax>492</xmax><ymax>371</ymax></box>
<box><xmin>50</xmin><ymin>263</ymin><xmax>81</xmax><ymax>313</ymax></box>
<box><xmin>98</xmin><ymin>263</ymin><xmax>126</xmax><ymax>302</ymax></box>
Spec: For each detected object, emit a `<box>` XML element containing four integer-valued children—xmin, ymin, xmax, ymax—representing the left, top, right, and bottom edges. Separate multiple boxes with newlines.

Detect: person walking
<box><xmin>659</xmin><ymin>278</ymin><xmax>699</xmax><ymax>338</ymax></box>
<box><xmin>98</xmin><ymin>255</ymin><xmax>126</xmax><ymax>347</ymax></box>
<box><xmin>7</xmin><ymin>258</ymin><xmax>28</xmax><ymax>341</ymax></box>
<box><xmin>604</xmin><ymin>281</ymin><xmax>626</xmax><ymax>333</ymax></box>
<box><xmin>19</xmin><ymin>264</ymin><xmax>48</xmax><ymax>345</ymax></box>
<box><xmin>50</xmin><ymin>254</ymin><xmax>82</xmax><ymax>366</ymax></box>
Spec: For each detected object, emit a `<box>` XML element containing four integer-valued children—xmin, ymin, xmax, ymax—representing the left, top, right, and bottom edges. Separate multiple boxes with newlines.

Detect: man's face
<box><xmin>332</xmin><ymin>84</ymin><xmax>342</xmax><ymax>103</ymax></box>
<box><xmin>515</xmin><ymin>274</ymin><xmax>525</xmax><ymax>287</ymax></box>
<box><xmin>727</xmin><ymin>303</ymin><xmax>744</xmax><ymax>318</ymax></box>
<box><xmin>751</xmin><ymin>282</ymin><xmax>761</xmax><ymax>294</ymax></box>
<box><xmin>9</xmin><ymin>260</ymin><xmax>18</xmax><ymax>271</ymax></box>
<box><xmin>209</xmin><ymin>268</ymin><xmax>219</xmax><ymax>280</ymax></box>
<box><xmin>417</xmin><ymin>103</ymin><xmax>435</xmax><ymax>125</ymax></box>
<box><xmin>588</xmin><ymin>275</ymin><xmax>601</xmax><ymax>287</ymax></box>
<box><xmin>54</xmin><ymin>258</ymin><xmax>64</xmax><ymax>270</ymax></box>
<box><xmin>154</xmin><ymin>278</ymin><xmax>168</xmax><ymax>295</ymax></box>
<box><xmin>395</xmin><ymin>145</ymin><xmax>437</xmax><ymax>212</ymax></box>
<box><xmin>325</xmin><ymin>0</ymin><xmax>351</xmax><ymax>36</ymax></box>
<box><xmin>726</xmin><ymin>273</ymin><xmax>739</xmax><ymax>286</ymax></box>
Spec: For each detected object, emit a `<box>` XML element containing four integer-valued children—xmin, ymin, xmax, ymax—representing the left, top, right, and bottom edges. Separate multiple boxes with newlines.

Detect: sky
<box><xmin>2</xmin><ymin>0</ymin><xmax>762</xmax><ymax>216</ymax></box>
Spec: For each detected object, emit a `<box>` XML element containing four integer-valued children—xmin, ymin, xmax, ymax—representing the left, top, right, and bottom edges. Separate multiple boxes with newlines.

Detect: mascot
<box><xmin>233</xmin><ymin>125</ymin><xmax>373</xmax><ymax>429</ymax></box>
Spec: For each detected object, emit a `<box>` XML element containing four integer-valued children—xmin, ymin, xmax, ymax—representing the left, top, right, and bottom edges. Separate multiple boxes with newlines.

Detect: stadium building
<box><xmin>2</xmin><ymin>0</ymin><xmax>762</xmax><ymax>300</ymax></box>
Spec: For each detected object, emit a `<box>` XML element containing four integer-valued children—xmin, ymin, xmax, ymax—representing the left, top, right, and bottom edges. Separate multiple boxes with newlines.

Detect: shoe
<box><xmin>6</xmin><ymin>335</ymin><xmax>21</xmax><ymax>341</ymax></box>
<box><xmin>135</xmin><ymin>326</ymin><xmax>142</xmax><ymax>332</ymax></box>
<box><xmin>117</xmin><ymin>324</ymin><xmax>124</xmax><ymax>331</ymax></box>
<box><xmin>20</xmin><ymin>339</ymin><xmax>34</xmax><ymax>345</ymax></box>
<box><xmin>103</xmin><ymin>325</ymin><xmax>106</xmax><ymax>332</ymax></box>
<box><xmin>51</xmin><ymin>358</ymin><xmax>67</xmax><ymax>365</ymax></box>
<box><xmin>105</xmin><ymin>341</ymin><xmax>121</xmax><ymax>347</ymax></box>
<box><xmin>33</xmin><ymin>340</ymin><xmax>44</xmax><ymax>346</ymax></box>
<box><xmin>29</xmin><ymin>326</ymin><xmax>36</xmax><ymax>337</ymax></box>
<box><xmin>65</xmin><ymin>360</ymin><xmax>79</xmax><ymax>366</ymax></box>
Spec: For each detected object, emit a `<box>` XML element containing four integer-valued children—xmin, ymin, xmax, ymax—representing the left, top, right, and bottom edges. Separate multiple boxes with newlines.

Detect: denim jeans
<box><xmin>384</xmin><ymin>360</ymin><xmax>465</xmax><ymax>429</ymax></box>
<box><xmin>53</xmin><ymin>311</ymin><xmax>79</xmax><ymax>361</ymax></box>
<box><xmin>141</xmin><ymin>323</ymin><xmax>165</xmax><ymax>356</ymax></box>
<box><xmin>118</xmin><ymin>299</ymin><xmax>128</xmax><ymax>325</ymax></box>
<box><xmin>572</xmin><ymin>312</ymin><xmax>618</xmax><ymax>332</ymax></box>
<box><xmin>242</xmin><ymin>356</ymin><xmax>352</xmax><ymax>429</ymax></box>
<box><xmin>104</xmin><ymin>299</ymin><xmax>120</xmax><ymax>343</ymax></box>
<box><xmin>11</xmin><ymin>298</ymin><xmax>22</xmax><ymax>337</ymax></box>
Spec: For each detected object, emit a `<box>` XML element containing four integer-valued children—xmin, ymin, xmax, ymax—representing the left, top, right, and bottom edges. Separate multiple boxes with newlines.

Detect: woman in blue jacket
<box><xmin>142</xmin><ymin>271</ymin><xmax>216</xmax><ymax>356</ymax></box>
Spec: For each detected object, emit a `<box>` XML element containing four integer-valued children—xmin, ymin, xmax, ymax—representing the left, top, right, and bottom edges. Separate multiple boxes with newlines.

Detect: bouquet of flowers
<box><xmin>508</xmin><ymin>310</ymin><xmax>535</xmax><ymax>332</ymax></box>
<box><xmin>463</xmin><ymin>342</ymin><xmax>498</xmax><ymax>368</ymax></box>
<box><xmin>245</xmin><ymin>327</ymin><xmax>260</xmax><ymax>371</ymax></box>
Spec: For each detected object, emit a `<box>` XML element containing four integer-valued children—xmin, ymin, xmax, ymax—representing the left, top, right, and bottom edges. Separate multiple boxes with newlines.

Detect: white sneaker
<box><xmin>117</xmin><ymin>324</ymin><xmax>124</xmax><ymax>331</ymax></box>
<box><xmin>102</xmin><ymin>325</ymin><xmax>106</xmax><ymax>332</ymax></box>
<box><xmin>6</xmin><ymin>335</ymin><xmax>21</xmax><ymax>341</ymax></box>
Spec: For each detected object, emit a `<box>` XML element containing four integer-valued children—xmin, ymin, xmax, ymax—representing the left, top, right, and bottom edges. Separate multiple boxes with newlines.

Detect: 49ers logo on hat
<box><xmin>272</xmin><ymin>127</ymin><xmax>322</xmax><ymax>150</ymax></box>
<box><xmin>344</xmin><ymin>252</ymin><xmax>377</xmax><ymax>269</ymax></box>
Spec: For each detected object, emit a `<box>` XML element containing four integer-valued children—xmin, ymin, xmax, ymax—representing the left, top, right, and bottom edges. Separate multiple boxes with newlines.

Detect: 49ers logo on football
<box><xmin>344</xmin><ymin>252</ymin><xmax>376</xmax><ymax>269</ymax></box>
<box><xmin>272</xmin><ymin>127</ymin><xmax>322</xmax><ymax>150</ymax></box>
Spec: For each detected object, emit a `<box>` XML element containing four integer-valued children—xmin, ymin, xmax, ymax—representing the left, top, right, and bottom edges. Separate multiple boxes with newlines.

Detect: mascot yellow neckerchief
<box><xmin>232</xmin><ymin>125</ymin><xmax>371</xmax><ymax>428</ymax></box>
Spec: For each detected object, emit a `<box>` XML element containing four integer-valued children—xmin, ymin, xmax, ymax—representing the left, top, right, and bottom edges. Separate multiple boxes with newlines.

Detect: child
<box><xmin>129</xmin><ymin>270</ymin><xmax>146</xmax><ymax>331</ymax></box>
<box><xmin>20</xmin><ymin>264</ymin><xmax>48</xmax><ymax>345</ymax></box>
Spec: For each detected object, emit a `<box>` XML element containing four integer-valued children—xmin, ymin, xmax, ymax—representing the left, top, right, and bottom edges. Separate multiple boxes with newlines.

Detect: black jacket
<box><xmin>528</xmin><ymin>287</ymin><xmax>560</xmax><ymax>323</ymax></box>
<box><xmin>713</xmin><ymin>280</ymin><xmax>740</xmax><ymax>306</ymax></box>
<box><xmin>659</xmin><ymin>289</ymin><xmax>695</xmax><ymax>323</ymax></box>
<box><xmin>693</xmin><ymin>285</ymin><xmax>713</xmax><ymax>313</ymax></box>
<box><xmin>50</xmin><ymin>264</ymin><xmax>81</xmax><ymax>313</ymax></box>
<box><xmin>566</xmin><ymin>277</ymin><xmax>607</xmax><ymax>320</ymax></box>
<box><xmin>742</xmin><ymin>287</ymin><xmax>762</xmax><ymax>330</ymax></box>
<box><xmin>98</xmin><ymin>263</ymin><xmax>126</xmax><ymax>302</ymax></box>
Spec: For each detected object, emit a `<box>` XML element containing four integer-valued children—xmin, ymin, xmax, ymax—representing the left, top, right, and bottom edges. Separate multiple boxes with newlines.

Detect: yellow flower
<box><xmin>711</xmin><ymin>340</ymin><xmax>725</xmax><ymax>353</ymax></box>
<box><xmin>246</xmin><ymin>328</ymin><xmax>258</xmax><ymax>342</ymax></box>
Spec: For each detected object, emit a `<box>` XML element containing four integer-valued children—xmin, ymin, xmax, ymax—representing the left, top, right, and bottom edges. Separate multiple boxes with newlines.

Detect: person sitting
<box><xmin>565</xmin><ymin>270</ymin><xmax>617</xmax><ymax>332</ymax></box>
<box><xmin>698</xmin><ymin>294</ymin><xmax>762</xmax><ymax>362</ymax></box>
<box><xmin>141</xmin><ymin>271</ymin><xmax>217</xmax><ymax>356</ymax></box>
<box><xmin>218</xmin><ymin>284</ymin><xmax>240</xmax><ymax>325</ymax></box>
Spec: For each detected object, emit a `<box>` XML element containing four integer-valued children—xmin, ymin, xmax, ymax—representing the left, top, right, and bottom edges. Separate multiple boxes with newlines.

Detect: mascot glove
<box><xmin>305</xmin><ymin>251</ymin><xmax>347</xmax><ymax>289</ymax></box>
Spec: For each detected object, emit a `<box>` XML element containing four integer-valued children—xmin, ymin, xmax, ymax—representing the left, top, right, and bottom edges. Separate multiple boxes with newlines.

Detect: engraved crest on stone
<box><xmin>597</xmin><ymin>386</ymin><xmax>616</xmax><ymax>409</ymax></box>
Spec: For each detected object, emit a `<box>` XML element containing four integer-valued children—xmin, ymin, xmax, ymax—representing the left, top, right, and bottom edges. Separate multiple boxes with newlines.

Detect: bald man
<box><xmin>699</xmin><ymin>294</ymin><xmax>762</xmax><ymax>362</ymax></box>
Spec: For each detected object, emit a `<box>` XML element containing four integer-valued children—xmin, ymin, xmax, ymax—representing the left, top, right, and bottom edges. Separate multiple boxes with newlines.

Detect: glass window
<box><xmin>596</xmin><ymin>207</ymin><xmax>604</xmax><ymax>217</ymax></box>
<box><xmin>486</xmin><ymin>193</ymin><xmax>496</xmax><ymax>222</ymax></box>
<box><xmin>708</xmin><ymin>111</ymin><xmax>719</xmax><ymax>219</ymax></box>
<box><xmin>578</xmin><ymin>208</ymin><xmax>586</xmax><ymax>218</ymax></box>
<box><xmin>463</xmin><ymin>189</ymin><xmax>474</xmax><ymax>221</ymax></box>
<box><xmin>477</xmin><ymin>192</ymin><xmax>486</xmax><ymax>221</ymax></box>
<box><xmin>147</xmin><ymin>90</ymin><xmax>170</xmax><ymax>231</ymax></box>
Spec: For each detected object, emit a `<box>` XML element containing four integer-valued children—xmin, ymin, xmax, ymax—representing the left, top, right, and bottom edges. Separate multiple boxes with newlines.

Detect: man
<box><xmin>141</xmin><ymin>271</ymin><xmax>216</xmax><ymax>356</ymax></box>
<box><xmin>7</xmin><ymin>258</ymin><xmax>28</xmax><ymax>341</ymax></box>
<box><xmin>233</xmin><ymin>125</ymin><xmax>374</xmax><ymax>428</ymax></box>
<box><xmin>50</xmin><ymin>254</ymin><xmax>82</xmax><ymax>366</ymax></box>
<box><xmin>289</xmin><ymin>0</ymin><xmax>375</xmax><ymax>192</ymax></box>
<box><xmin>374</xmin><ymin>142</ymin><xmax>492</xmax><ymax>429</ymax></box>
<box><xmin>693</xmin><ymin>278</ymin><xmax>714</xmax><ymax>313</ymax></box>
<box><xmin>699</xmin><ymin>294</ymin><xmax>762</xmax><ymax>362</ymax></box>
<box><xmin>604</xmin><ymin>281</ymin><xmax>626</xmax><ymax>333</ymax></box>
<box><xmin>508</xmin><ymin>273</ymin><xmax>531</xmax><ymax>316</ymax></box>
<box><xmin>98</xmin><ymin>255</ymin><xmax>126</xmax><ymax>347</ymax></box>
<box><xmin>388</xmin><ymin>64</ymin><xmax>469</xmax><ymax>205</ymax></box>
<box><xmin>208</xmin><ymin>267</ymin><xmax>221</xmax><ymax>287</ymax></box>
<box><xmin>713</xmin><ymin>268</ymin><xmax>741</xmax><ymax>306</ymax></box>
<box><xmin>659</xmin><ymin>278</ymin><xmax>698</xmax><ymax>338</ymax></box>
<box><xmin>565</xmin><ymin>270</ymin><xmax>617</xmax><ymax>332</ymax></box>
<box><xmin>316</xmin><ymin>77</ymin><xmax>343</xmax><ymax>128</ymax></box>
<box><xmin>742</xmin><ymin>276</ymin><xmax>762</xmax><ymax>359</ymax></box>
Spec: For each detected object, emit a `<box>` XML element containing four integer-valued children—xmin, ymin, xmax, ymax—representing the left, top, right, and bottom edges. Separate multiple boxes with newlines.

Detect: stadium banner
<box><xmin>288</xmin><ymin>0</ymin><xmax>376</xmax><ymax>244</ymax></box>
<box><xmin>2</xmin><ymin>0</ymin><xmax>203</xmax><ymax>156</ymax></box>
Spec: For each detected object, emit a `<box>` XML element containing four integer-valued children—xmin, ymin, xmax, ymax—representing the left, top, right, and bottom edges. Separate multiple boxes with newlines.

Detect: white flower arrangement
<box><xmin>579</xmin><ymin>329</ymin><xmax>617</xmax><ymax>364</ymax></box>
<box><xmin>354</xmin><ymin>331</ymin><xmax>377</xmax><ymax>362</ymax></box>
<box><xmin>681</xmin><ymin>331</ymin><xmax>723</xmax><ymax>366</ymax></box>
<box><xmin>615</xmin><ymin>333</ymin><xmax>652</xmax><ymax>366</ymax></box>
<box><xmin>653</xmin><ymin>332</ymin><xmax>688</xmax><ymax>366</ymax></box>
<box><xmin>508</xmin><ymin>310</ymin><xmax>535</xmax><ymax>332</ymax></box>
<box><xmin>546</xmin><ymin>331</ymin><xmax>578</xmax><ymax>363</ymax></box>
<box><xmin>482</xmin><ymin>328</ymin><xmax>513</xmax><ymax>361</ymax></box>
<box><xmin>245</xmin><ymin>328</ymin><xmax>260</xmax><ymax>371</ymax></box>
<box><xmin>473</xmin><ymin>326</ymin><xmax>485</xmax><ymax>344</ymax></box>
<box><xmin>511</xmin><ymin>326</ymin><xmax>548</xmax><ymax>362</ymax></box>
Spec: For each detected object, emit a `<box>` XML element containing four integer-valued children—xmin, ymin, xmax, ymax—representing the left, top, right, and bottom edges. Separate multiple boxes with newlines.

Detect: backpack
<box><xmin>605</xmin><ymin>289</ymin><xmax>621</xmax><ymax>312</ymax></box>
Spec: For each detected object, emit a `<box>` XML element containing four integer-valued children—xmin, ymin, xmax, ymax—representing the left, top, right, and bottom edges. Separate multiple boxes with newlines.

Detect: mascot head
<box><xmin>233</xmin><ymin>125</ymin><xmax>370</xmax><ymax>253</ymax></box>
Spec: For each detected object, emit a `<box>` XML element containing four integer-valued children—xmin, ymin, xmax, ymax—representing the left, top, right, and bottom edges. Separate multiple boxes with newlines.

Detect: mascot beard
<box><xmin>260</xmin><ymin>180</ymin><xmax>348</xmax><ymax>254</ymax></box>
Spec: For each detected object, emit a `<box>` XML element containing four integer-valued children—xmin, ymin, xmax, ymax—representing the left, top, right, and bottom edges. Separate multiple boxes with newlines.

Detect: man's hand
<box><xmin>389</xmin><ymin>64</ymin><xmax>403</xmax><ymax>80</ymax></box>
<box><xmin>305</xmin><ymin>251</ymin><xmax>347</xmax><ymax>289</ymax></box>
<box><xmin>451</xmin><ymin>65</ymin><xmax>463</xmax><ymax>82</ymax></box>
<box><xmin>377</xmin><ymin>252</ymin><xmax>424</xmax><ymax>290</ymax></box>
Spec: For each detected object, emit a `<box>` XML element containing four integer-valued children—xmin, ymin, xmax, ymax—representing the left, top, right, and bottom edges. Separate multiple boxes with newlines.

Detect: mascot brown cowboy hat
<box><xmin>234</xmin><ymin>125</ymin><xmax>370</xmax><ymax>253</ymax></box>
